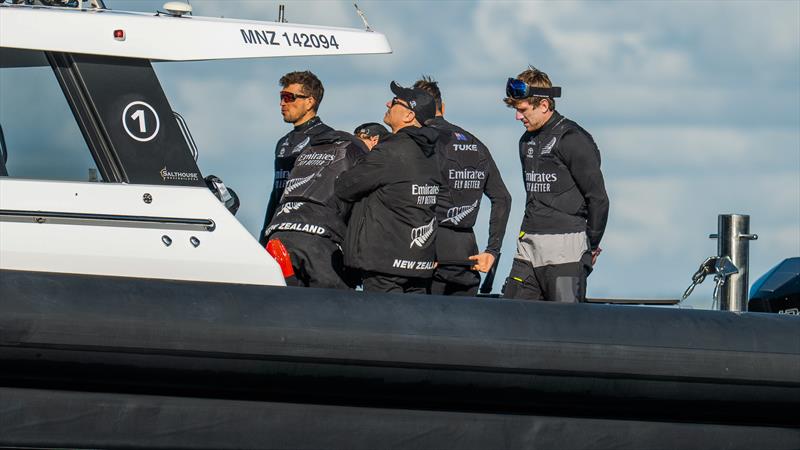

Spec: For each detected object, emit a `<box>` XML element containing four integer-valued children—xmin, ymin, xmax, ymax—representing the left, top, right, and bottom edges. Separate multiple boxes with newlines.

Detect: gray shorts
<box><xmin>514</xmin><ymin>231</ymin><xmax>588</xmax><ymax>268</ymax></box>
<box><xmin>504</xmin><ymin>231</ymin><xmax>591</xmax><ymax>302</ymax></box>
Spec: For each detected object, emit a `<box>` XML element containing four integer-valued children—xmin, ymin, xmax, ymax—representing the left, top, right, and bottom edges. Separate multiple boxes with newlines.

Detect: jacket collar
<box><xmin>536</xmin><ymin>110</ymin><xmax>564</xmax><ymax>135</ymax></box>
<box><xmin>294</xmin><ymin>116</ymin><xmax>322</xmax><ymax>132</ymax></box>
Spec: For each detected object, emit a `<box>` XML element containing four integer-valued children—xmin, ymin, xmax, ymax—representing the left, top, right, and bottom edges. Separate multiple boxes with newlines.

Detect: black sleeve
<box><xmin>481</xmin><ymin>151</ymin><xmax>512</xmax><ymax>256</ymax></box>
<box><xmin>334</xmin><ymin>148</ymin><xmax>387</xmax><ymax>202</ymax></box>
<box><xmin>518</xmin><ymin>134</ymin><xmax>527</xmax><ymax>191</ymax></box>
<box><xmin>558</xmin><ymin>131</ymin><xmax>609</xmax><ymax>250</ymax></box>
<box><xmin>258</xmin><ymin>142</ymin><xmax>284</xmax><ymax>247</ymax></box>
<box><xmin>258</xmin><ymin>193</ymin><xmax>278</xmax><ymax>247</ymax></box>
<box><xmin>334</xmin><ymin>143</ymin><xmax>369</xmax><ymax>222</ymax></box>
<box><xmin>349</xmin><ymin>135</ymin><xmax>370</xmax><ymax>154</ymax></box>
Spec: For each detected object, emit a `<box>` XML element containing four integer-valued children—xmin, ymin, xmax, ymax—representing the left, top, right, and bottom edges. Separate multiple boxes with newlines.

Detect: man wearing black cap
<box><xmin>414</xmin><ymin>76</ymin><xmax>512</xmax><ymax>296</ymax></box>
<box><xmin>259</xmin><ymin>70</ymin><xmax>368</xmax><ymax>288</ymax></box>
<box><xmin>335</xmin><ymin>82</ymin><xmax>443</xmax><ymax>293</ymax></box>
<box><xmin>354</xmin><ymin>122</ymin><xmax>390</xmax><ymax>151</ymax></box>
<box><xmin>502</xmin><ymin>66</ymin><xmax>609</xmax><ymax>303</ymax></box>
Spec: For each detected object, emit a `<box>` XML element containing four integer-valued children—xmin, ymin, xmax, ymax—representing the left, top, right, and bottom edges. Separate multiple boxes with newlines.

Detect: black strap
<box><xmin>437</xmin><ymin>259</ymin><xmax>473</xmax><ymax>267</ymax></box>
<box><xmin>528</xmin><ymin>86</ymin><xmax>561</xmax><ymax>98</ymax></box>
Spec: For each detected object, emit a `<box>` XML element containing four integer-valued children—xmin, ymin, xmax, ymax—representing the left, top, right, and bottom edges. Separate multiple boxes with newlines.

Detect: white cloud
<box><xmin>161</xmin><ymin>77</ymin><xmax>279</xmax><ymax>157</ymax></box>
<box><xmin>602</xmin><ymin>176</ymin><xmax>690</xmax><ymax>257</ymax></box>
<box><xmin>594</xmin><ymin>125</ymin><xmax>800</xmax><ymax>173</ymax></box>
<box><xmin>453</xmin><ymin>1</ymin><xmax>695</xmax><ymax>83</ymax></box>
<box><xmin>459</xmin><ymin>0</ymin><xmax>799</xmax><ymax>88</ymax></box>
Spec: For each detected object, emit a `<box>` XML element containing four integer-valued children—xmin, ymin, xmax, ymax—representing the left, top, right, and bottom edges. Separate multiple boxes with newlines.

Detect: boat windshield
<box><xmin>0</xmin><ymin>48</ymin><xmax>101</xmax><ymax>181</ymax></box>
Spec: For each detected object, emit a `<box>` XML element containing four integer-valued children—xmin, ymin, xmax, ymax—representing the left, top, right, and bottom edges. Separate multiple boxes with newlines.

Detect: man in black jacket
<box><xmin>414</xmin><ymin>76</ymin><xmax>512</xmax><ymax>296</ymax></box>
<box><xmin>259</xmin><ymin>71</ymin><xmax>367</xmax><ymax>288</ymax></box>
<box><xmin>335</xmin><ymin>82</ymin><xmax>443</xmax><ymax>293</ymax></box>
<box><xmin>260</xmin><ymin>71</ymin><xmax>343</xmax><ymax>245</ymax></box>
<box><xmin>502</xmin><ymin>66</ymin><xmax>609</xmax><ymax>302</ymax></box>
<box><xmin>264</xmin><ymin>131</ymin><xmax>366</xmax><ymax>288</ymax></box>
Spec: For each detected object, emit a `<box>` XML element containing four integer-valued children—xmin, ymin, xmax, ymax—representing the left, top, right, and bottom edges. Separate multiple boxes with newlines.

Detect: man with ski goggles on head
<box><xmin>502</xmin><ymin>66</ymin><xmax>609</xmax><ymax>303</ymax></box>
<box><xmin>260</xmin><ymin>70</ymin><xmax>367</xmax><ymax>289</ymax></box>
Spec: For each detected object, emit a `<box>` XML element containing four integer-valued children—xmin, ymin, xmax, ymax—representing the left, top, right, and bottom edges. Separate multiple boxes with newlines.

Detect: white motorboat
<box><xmin>1</xmin><ymin>2</ymin><xmax>798</xmax><ymax>449</ymax></box>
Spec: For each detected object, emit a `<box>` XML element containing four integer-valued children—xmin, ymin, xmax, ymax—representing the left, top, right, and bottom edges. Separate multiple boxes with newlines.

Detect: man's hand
<box><xmin>469</xmin><ymin>252</ymin><xmax>496</xmax><ymax>273</ymax></box>
<box><xmin>591</xmin><ymin>247</ymin><xmax>602</xmax><ymax>266</ymax></box>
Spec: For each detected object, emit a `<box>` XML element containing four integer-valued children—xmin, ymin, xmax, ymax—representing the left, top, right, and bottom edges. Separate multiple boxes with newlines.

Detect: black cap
<box><xmin>390</xmin><ymin>81</ymin><xmax>436</xmax><ymax>126</ymax></box>
<box><xmin>354</xmin><ymin>122</ymin><xmax>390</xmax><ymax>139</ymax></box>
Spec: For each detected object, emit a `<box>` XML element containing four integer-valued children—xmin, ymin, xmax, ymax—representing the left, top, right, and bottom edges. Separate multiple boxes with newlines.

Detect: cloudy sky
<box><xmin>5</xmin><ymin>0</ymin><xmax>798</xmax><ymax>308</ymax></box>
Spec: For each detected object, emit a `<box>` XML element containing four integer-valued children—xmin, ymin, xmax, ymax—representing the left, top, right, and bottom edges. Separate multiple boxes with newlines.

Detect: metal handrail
<box><xmin>173</xmin><ymin>111</ymin><xmax>199</xmax><ymax>162</ymax></box>
<box><xmin>0</xmin><ymin>209</ymin><xmax>215</xmax><ymax>232</ymax></box>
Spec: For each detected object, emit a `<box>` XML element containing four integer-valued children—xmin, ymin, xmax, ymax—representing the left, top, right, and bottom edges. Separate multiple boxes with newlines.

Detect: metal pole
<box><xmin>711</xmin><ymin>214</ymin><xmax>758</xmax><ymax>311</ymax></box>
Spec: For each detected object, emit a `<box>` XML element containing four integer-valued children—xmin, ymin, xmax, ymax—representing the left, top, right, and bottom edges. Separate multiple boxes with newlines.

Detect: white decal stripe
<box><xmin>441</xmin><ymin>200</ymin><xmax>479</xmax><ymax>225</ymax></box>
<box><xmin>410</xmin><ymin>217</ymin><xmax>436</xmax><ymax>249</ymax></box>
<box><xmin>283</xmin><ymin>174</ymin><xmax>315</xmax><ymax>194</ymax></box>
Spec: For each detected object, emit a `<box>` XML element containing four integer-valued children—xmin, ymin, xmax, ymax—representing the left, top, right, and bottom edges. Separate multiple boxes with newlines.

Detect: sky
<box><xmin>4</xmin><ymin>0</ymin><xmax>799</xmax><ymax>308</ymax></box>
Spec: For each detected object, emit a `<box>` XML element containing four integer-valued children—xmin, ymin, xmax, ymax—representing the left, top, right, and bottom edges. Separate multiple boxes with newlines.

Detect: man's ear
<box><xmin>439</xmin><ymin>101</ymin><xmax>445</xmax><ymax>116</ymax></box>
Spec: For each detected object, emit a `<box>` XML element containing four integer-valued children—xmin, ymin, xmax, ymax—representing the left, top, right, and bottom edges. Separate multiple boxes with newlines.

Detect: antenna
<box><xmin>277</xmin><ymin>4</ymin><xmax>287</xmax><ymax>23</ymax></box>
<box><xmin>353</xmin><ymin>3</ymin><xmax>372</xmax><ymax>32</ymax></box>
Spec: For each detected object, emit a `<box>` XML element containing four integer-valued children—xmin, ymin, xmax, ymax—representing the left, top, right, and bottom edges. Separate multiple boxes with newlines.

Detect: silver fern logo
<box><xmin>278</xmin><ymin>141</ymin><xmax>289</xmax><ymax>157</ymax></box>
<box><xmin>541</xmin><ymin>137</ymin><xmax>557</xmax><ymax>154</ymax></box>
<box><xmin>284</xmin><ymin>173</ymin><xmax>315</xmax><ymax>194</ymax></box>
<box><xmin>291</xmin><ymin>136</ymin><xmax>311</xmax><ymax>154</ymax></box>
<box><xmin>276</xmin><ymin>202</ymin><xmax>304</xmax><ymax>216</ymax></box>
<box><xmin>410</xmin><ymin>218</ymin><xmax>436</xmax><ymax>249</ymax></box>
<box><xmin>441</xmin><ymin>200</ymin><xmax>479</xmax><ymax>225</ymax></box>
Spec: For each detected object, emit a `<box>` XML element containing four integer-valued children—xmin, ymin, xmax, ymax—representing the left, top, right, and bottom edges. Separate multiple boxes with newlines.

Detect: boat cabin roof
<box><xmin>0</xmin><ymin>3</ymin><xmax>391</xmax><ymax>61</ymax></box>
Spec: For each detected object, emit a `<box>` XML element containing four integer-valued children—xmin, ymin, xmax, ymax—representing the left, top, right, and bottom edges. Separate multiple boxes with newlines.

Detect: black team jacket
<box><xmin>428</xmin><ymin>117</ymin><xmax>511</xmax><ymax>259</ymax></box>
<box><xmin>264</xmin><ymin>132</ymin><xmax>366</xmax><ymax>245</ymax></box>
<box><xmin>259</xmin><ymin>116</ymin><xmax>366</xmax><ymax>246</ymax></box>
<box><xmin>518</xmin><ymin>111</ymin><xmax>609</xmax><ymax>250</ymax></box>
<box><xmin>335</xmin><ymin>126</ymin><xmax>443</xmax><ymax>278</ymax></box>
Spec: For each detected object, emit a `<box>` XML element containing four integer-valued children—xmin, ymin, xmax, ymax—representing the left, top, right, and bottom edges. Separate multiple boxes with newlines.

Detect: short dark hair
<box><xmin>504</xmin><ymin>66</ymin><xmax>556</xmax><ymax>111</ymax></box>
<box><xmin>280</xmin><ymin>71</ymin><xmax>324</xmax><ymax>111</ymax></box>
<box><xmin>413</xmin><ymin>75</ymin><xmax>443</xmax><ymax>112</ymax></box>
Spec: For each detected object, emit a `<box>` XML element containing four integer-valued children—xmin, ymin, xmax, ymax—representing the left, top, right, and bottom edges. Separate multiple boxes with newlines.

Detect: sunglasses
<box><xmin>280</xmin><ymin>91</ymin><xmax>311</xmax><ymax>103</ymax></box>
<box><xmin>390</xmin><ymin>97</ymin><xmax>413</xmax><ymax>111</ymax></box>
<box><xmin>505</xmin><ymin>78</ymin><xmax>562</xmax><ymax>100</ymax></box>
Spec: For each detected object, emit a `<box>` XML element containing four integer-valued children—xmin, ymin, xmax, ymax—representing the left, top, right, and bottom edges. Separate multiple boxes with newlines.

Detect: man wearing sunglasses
<box><xmin>413</xmin><ymin>76</ymin><xmax>512</xmax><ymax>296</ymax></box>
<box><xmin>502</xmin><ymin>67</ymin><xmax>609</xmax><ymax>303</ymax></box>
<box><xmin>260</xmin><ymin>71</ymin><xmax>331</xmax><ymax>239</ymax></box>
<box><xmin>335</xmin><ymin>82</ymin><xmax>443</xmax><ymax>293</ymax></box>
<box><xmin>259</xmin><ymin>70</ymin><xmax>367</xmax><ymax>288</ymax></box>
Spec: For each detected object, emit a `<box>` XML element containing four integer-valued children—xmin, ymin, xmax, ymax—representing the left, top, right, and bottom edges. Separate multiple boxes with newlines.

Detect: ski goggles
<box><xmin>505</xmin><ymin>78</ymin><xmax>562</xmax><ymax>100</ymax></box>
<box><xmin>280</xmin><ymin>91</ymin><xmax>311</xmax><ymax>103</ymax></box>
